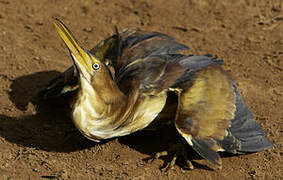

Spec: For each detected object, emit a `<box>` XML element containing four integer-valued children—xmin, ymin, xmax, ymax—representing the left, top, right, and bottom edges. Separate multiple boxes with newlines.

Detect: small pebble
<box><xmin>83</xmin><ymin>27</ymin><xmax>93</xmax><ymax>32</ymax></box>
<box><xmin>32</xmin><ymin>56</ymin><xmax>40</xmax><ymax>61</ymax></box>
<box><xmin>32</xmin><ymin>168</ymin><xmax>39</xmax><ymax>172</ymax></box>
<box><xmin>35</xmin><ymin>21</ymin><xmax>43</xmax><ymax>26</ymax></box>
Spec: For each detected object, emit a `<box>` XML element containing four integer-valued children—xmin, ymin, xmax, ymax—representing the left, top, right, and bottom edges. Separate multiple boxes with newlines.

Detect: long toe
<box><xmin>151</xmin><ymin>140</ymin><xmax>194</xmax><ymax>171</ymax></box>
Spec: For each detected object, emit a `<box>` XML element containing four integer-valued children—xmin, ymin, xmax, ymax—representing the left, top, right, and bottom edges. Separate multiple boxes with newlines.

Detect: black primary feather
<box><xmin>216</xmin><ymin>82</ymin><xmax>274</xmax><ymax>153</ymax></box>
<box><xmin>191</xmin><ymin>138</ymin><xmax>222</xmax><ymax>167</ymax></box>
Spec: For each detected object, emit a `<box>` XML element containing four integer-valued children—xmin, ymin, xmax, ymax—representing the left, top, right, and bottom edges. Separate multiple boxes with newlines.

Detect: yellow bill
<box><xmin>54</xmin><ymin>19</ymin><xmax>97</xmax><ymax>72</ymax></box>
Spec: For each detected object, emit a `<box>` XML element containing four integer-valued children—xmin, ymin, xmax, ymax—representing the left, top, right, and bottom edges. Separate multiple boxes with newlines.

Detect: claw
<box><xmin>151</xmin><ymin>141</ymin><xmax>194</xmax><ymax>171</ymax></box>
<box><xmin>153</xmin><ymin>151</ymin><xmax>168</xmax><ymax>160</ymax></box>
<box><xmin>181</xmin><ymin>147</ymin><xmax>194</xmax><ymax>170</ymax></box>
<box><xmin>162</xmin><ymin>151</ymin><xmax>178</xmax><ymax>171</ymax></box>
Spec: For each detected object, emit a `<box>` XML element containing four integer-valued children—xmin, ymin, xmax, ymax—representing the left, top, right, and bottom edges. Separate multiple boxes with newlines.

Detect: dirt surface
<box><xmin>0</xmin><ymin>0</ymin><xmax>282</xmax><ymax>179</ymax></box>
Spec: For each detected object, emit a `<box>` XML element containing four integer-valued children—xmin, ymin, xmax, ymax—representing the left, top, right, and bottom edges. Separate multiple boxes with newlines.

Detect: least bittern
<box><xmin>42</xmin><ymin>19</ymin><xmax>273</xmax><ymax>170</ymax></box>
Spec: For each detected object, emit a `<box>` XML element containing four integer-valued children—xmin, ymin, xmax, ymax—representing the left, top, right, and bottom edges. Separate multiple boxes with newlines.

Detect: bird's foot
<box><xmin>151</xmin><ymin>140</ymin><xmax>194</xmax><ymax>171</ymax></box>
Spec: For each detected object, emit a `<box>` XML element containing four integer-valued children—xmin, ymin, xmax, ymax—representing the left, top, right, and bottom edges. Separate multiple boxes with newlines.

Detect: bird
<box><xmin>41</xmin><ymin>19</ymin><xmax>273</xmax><ymax>170</ymax></box>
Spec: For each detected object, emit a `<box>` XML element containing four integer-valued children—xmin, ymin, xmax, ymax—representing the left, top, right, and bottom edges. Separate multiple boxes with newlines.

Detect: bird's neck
<box><xmin>72</xmin><ymin>77</ymin><xmax>167</xmax><ymax>141</ymax></box>
<box><xmin>72</xmin><ymin>77</ymin><xmax>134</xmax><ymax>138</ymax></box>
<box><xmin>79</xmin><ymin>77</ymin><xmax>127</xmax><ymax>115</ymax></box>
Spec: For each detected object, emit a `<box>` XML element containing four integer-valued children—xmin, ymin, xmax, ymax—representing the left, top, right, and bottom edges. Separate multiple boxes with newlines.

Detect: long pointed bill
<box><xmin>54</xmin><ymin>19</ymin><xmax>99</xmax><ymax>79</ymax></box>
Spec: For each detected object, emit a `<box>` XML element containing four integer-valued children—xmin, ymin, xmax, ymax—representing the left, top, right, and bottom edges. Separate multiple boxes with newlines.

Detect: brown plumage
<box><xmin>41</xmin><ymin>19</ymin><xmax>273</xmax><ymax>169</ymax></box>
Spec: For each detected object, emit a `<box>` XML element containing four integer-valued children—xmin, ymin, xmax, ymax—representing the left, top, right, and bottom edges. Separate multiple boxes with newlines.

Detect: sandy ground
<box><xmin>0</xmin><ymin>0</ymin><xmax>282</xmax><ymax>179</ymax></box>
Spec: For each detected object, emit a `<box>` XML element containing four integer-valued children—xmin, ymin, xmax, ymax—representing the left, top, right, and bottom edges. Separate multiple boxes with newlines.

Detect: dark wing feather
<box><xmin>118</xmin><ymin>55</ymin><xmax>184</xmax><ymax>95</ymax></box>
<box><xmin>40</xmin><ymin>66</ymin><xmax>78</xmax><ymax>99</ymax></box>
<box><xmin>218</xmin><ymin>82</ymin><xmax>274</xmax><ymax>152</ymax></box>
<box><xmin>172</xmin><ymin>55</ymin><xmax>223</xmax><ymax>87</ymax></box>
<box><xmin>117</xmin><ymin>30</ymin><xmax>188</xmax><ymax>71</ymax></box>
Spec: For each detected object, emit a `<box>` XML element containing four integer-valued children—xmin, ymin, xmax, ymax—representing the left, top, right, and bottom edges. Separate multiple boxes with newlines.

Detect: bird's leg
<box><xmin>152</xmin><ymin>140</ymin><xmax>194</xmax><ymax>171</ymax></box>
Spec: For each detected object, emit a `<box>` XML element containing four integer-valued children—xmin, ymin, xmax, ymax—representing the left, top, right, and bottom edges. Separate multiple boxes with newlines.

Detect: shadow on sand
<box><xmin>0</xmin><ymin>71</ymin><xmax>94</xmax><ymax>152</ymax></box>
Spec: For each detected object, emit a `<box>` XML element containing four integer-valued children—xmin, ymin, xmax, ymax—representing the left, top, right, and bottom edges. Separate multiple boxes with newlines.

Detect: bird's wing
<box><xmin>114</xmin><ymin>29</ymin><xmax>189</xmax><ymax>71</ymax></box>
<box><xmin>174</xmin><ymin>64</ymin><xmax>235</xmax><ymax>167</ymax></box>
<box><xmin>40</xmin><ymin>66</ymin><xmax>78</xmax><ymax>99</ymax></box>
<box><xmin>172</xmin><ymin>55</ymin><xmax>273</xmax><ymax>167</ymax></box>
<box><xmin>118</xmin><ymin>55</ymin><xmax>184</xmax><ymax>95</ymax></box>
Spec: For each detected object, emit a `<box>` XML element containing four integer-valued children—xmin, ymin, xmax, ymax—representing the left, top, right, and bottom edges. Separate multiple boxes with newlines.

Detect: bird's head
<box><xmin>54</xmin><ymin>19</ymin><xmax>115</xmax><ymax>88</ymax></box>
<box><xmin>54</xmin><ymin>19</ymin><xmax>124</xmax><ymax>103</ymax></box>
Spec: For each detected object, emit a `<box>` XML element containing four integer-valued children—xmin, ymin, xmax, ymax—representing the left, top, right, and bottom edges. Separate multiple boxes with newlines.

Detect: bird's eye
<box><xmin>92</xmin><ymin>63</ymin><xmax>100</xmax><ymax>70</ymax></box>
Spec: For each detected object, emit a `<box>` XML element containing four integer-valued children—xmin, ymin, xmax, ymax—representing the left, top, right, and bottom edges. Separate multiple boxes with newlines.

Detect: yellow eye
<box><xmin>92</xmin><ymin>63</ymin><xmax>100</xmax><ymax>70</ymax></box>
